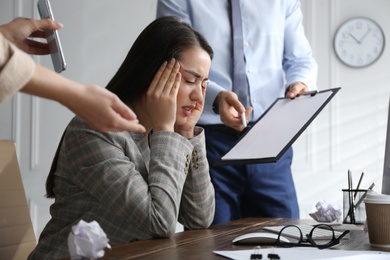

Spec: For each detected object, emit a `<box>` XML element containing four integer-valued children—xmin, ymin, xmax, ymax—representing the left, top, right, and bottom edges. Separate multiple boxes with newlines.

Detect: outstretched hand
<box><xmin>0</xmin><ymin>17</ymin><xmax>63</xmax><ymax>55</ymax></box>
<box><xmin>68</xmin><ymin>84</ymin><xmax>146</xmax><ymax>133</ymax></box>
<box><xmin>22</xmin><ymin>65</ymin><xmax>146</xmax><ymax>133</ymax></box>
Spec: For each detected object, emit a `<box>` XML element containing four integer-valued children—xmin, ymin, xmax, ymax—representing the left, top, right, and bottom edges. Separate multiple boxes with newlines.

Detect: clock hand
<box><xmin>359</xmin><ymin>28</ymin><xmax>371</xmax><ymax>43</ymax></box>
<box><xmin>348</xmin><ymin>33</ymin><xmax>360</xmax><ymax>44</ymax></box>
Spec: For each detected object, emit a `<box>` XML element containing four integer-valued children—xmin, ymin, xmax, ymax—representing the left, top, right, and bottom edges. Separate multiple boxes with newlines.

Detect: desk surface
<box><xmin>94</xmin><ymin>218</ymin><xmax>386</xmax><ymax>260</ymax></box>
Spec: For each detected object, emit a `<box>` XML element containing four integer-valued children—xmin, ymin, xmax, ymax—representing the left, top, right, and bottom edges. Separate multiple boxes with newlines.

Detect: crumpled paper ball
<box><xmin>67</xmin><ymin>220</ymin><xmax>111</xmax><ymax>260</ymax></box>
<box><xmin>309</xmin><ymin>200</ymin><xmax>342</xmax><ymax>223</ymax></box>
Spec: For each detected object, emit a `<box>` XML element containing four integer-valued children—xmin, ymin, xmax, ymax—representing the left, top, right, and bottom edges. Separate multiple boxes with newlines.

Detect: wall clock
<box><xmin>334</xmin><ymin>17</ymin><xmax>385</xmax><ymax>68</ymax></box>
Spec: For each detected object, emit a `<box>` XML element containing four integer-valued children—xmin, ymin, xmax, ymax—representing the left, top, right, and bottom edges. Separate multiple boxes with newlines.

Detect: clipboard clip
<box><xmin>290</xmin><ymin>90</ymin><xmax>318</xmax><ymax>99</ymax></box>
<box><xmin>298</xmin><ymin>90</ymin><xmax>318</xmax><ymax>97</ymax></box>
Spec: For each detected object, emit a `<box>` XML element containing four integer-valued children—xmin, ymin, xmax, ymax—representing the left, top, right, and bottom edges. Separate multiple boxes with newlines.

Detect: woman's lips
<box><xmin>182</xmin><ymin>105</ymin><xmax>195</xmax><ymax>116</ymax></box>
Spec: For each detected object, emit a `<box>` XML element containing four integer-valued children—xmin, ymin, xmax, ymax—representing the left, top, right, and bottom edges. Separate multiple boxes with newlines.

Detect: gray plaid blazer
<box><xmin>28</xmin><ymin>116</ymin><xmax>215</xmax><ymax>259</ymax></box>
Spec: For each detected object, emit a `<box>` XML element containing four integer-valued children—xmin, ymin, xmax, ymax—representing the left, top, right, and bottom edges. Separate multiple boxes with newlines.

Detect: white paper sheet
<box><xmin>214</xmin><ymin>247</ymin><xmax>390</xmax><ymax>260</ymax></box>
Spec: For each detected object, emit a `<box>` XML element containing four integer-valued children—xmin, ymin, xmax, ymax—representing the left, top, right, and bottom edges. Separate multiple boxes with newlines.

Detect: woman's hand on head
<box><xmin>145</xmin><ymin>58</ymin><xmax>181</xmax><ymax>132</ymax></box>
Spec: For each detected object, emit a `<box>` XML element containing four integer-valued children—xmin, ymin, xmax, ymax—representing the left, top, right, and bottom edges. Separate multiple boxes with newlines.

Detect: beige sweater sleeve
<box><xmin>0</xmin><ymin>33</ymin><xmax>35</xmax><ymax>104</ymax></box>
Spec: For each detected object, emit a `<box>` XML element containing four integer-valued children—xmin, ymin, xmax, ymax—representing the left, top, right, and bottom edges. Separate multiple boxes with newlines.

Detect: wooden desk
<box><xmin>97</xmin><ymin>218</ymin><xmax>385</xmax><ymax>260</ymax></box>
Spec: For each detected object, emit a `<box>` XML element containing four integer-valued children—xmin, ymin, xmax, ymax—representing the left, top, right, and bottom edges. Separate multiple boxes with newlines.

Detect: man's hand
<box><xmin>285</xmin><ymin>82</ymin><xmax>309</xmax><ymax>98</ymax></box>
<box><xmin>216</xmin><ymin>91</ymin><xmax>252</xmax><ymax>132</ymax></box>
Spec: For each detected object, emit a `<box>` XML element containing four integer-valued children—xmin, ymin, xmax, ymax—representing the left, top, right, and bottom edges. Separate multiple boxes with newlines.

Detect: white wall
<box><xmin>0</xmin><ymin>0</ymin><xmax>389</xmax><ymax>241</ymax></box>
<box><xmin>295</xmin><ymin>0</ymin><xmax>389</xmax><ymax>217</ymax></box>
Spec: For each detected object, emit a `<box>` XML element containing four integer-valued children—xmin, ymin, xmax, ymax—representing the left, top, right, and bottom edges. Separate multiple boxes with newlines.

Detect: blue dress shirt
<box><xmin>157</xmin><ymin>0</ymin><xmax>318</xmax><ymax>124</ymax></box>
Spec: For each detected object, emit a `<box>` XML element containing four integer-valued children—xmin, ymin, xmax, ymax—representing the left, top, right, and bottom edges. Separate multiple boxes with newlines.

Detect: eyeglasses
<box><xmin>276</xmin><ymin>224</ymin><xmax>350</xmax><ymax>249</ymax></box>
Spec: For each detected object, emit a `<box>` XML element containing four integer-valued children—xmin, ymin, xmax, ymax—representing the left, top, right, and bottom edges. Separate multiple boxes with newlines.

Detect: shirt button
<box><xmin>244</xmin><ymin>42</ymin><xmax>249</xmax><ymax>47</ymax></box>
<box><xmin>252</xmin><ymin>98</ymin><xmax>257</xmax><ymax>103</ymax></box>
<box><xmin>247</xmin><ymin>69</ymin><xmax>252</xmax><ymax>73</ymax></box>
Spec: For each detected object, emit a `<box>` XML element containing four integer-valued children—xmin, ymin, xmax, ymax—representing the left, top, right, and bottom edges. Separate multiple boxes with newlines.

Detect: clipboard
<box><xmin>214</xmin><ymin>87</ymin><xmax>341</xmax><ymax>166</ymax></box>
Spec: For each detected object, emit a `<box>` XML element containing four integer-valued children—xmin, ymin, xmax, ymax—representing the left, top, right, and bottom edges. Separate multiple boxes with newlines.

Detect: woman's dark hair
<box><xmin>45</xmin><ymin>16</ymin><xmax>213</xmax><ymax>198</ymax></box>
<box><xmin>106</xmin><ymin>16</ymin><xmax>213</xmax><ymax>106</ymax></box>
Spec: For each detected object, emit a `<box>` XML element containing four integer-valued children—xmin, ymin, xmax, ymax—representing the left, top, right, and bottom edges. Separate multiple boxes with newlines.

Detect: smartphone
<box><xmin>37</xmin><ymin>0</ymin><xmax>67</xmax><ymax>73</ymax></box>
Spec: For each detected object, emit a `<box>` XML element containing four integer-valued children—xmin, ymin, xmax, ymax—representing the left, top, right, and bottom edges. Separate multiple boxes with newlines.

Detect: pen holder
<box><xmin>342</xmin><ymin>189</ymin><xmax>367</xmax><ymax>224</ymax></box>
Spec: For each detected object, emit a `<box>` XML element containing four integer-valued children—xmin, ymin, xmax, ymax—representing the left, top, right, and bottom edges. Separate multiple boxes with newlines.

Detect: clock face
<box><xmin>334</xmin><ymin>17</ymin><xmax>385</xmax><ymax>68</ymax></box>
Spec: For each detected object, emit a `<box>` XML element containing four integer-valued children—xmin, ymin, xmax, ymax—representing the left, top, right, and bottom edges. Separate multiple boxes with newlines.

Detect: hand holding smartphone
<box><xmin>37</xmin><ymin>0</ymin><xmax>67</xmax><ymax>73</ymax></box>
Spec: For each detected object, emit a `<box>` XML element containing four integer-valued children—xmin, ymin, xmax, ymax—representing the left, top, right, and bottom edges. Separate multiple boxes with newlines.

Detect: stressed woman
<box><xmin>28</xmin><ymin>16</ymin><xmax>215</xmax><ymax>259</ymax></box>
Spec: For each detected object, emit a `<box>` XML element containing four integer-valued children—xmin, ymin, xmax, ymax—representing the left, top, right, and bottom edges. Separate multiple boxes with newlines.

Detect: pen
<box><xmin>354</xmin><ymin>182</ymin><xmax>375</xmax><ymax>209</ymax></box>
<box><xmin>342</xmin><ymin>169</ymin><xmax>354</xmax><ymax>223</ymax></box>
<box><xmin>354</xmin><ymin>171</ymin><xmax>364</xmax><ymax>199</ymax></box>
<box><xmin>241</xmin><ymin>113</ymin><xmax>247</xmax><ymax>128</ymax></box>
<box><xmin>347</xmin><ymin>169</ymin><xmax>356</xmax><ymax>223</ymax></box>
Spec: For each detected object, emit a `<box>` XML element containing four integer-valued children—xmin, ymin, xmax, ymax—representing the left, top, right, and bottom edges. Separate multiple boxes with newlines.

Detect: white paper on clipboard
<box><xmin>214</xmin><ymin>88</ymin><xmax>340</xmax><ymax>166</ymax></box>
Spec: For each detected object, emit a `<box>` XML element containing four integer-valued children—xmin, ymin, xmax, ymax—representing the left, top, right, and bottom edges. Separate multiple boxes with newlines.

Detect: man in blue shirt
<box><xmin>157</xmin><ymin>0</ymin><xmax>318</xmax><ymax>224</ymax></box>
